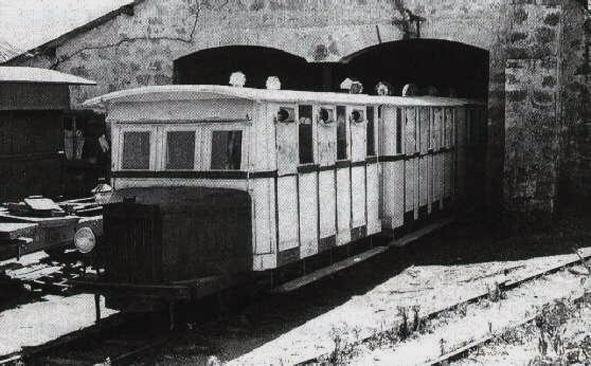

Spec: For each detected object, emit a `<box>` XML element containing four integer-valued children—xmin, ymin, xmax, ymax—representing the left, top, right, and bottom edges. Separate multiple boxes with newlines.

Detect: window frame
<box><xmin>297</xmin><ymin>104</ymin><xmax>316</xmax><ymax>166</ymax></box>
<box><xmin>160</xmin><ymin>125</ymin><xmax>201</xmax><ymax>171</ymax></box>
<box><xmin>336</xmin><ymin>105</ymin><xmax>349</xmax><ymax>161</ymax></box>
<box><xmin>116</xmin><ymin>125</ymin><xmax>158</xmax><ymax>171</ymax></box>
<box><xmin>204</xmin><ymin>125</ymin><xmax>246</xmax><ymax>171</ymax></box>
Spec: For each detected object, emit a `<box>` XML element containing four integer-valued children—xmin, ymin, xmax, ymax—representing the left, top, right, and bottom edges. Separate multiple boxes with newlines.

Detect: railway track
<box><xmin>296</xmin><ymin>248</ymin><xmax>591</xmax><ymax>366</ymax></box>
<box><xmin>425</xmin><ymin>273</ymin><xmax>591</xmax><ymax>366</ymax></box>
<box><xmin>1</xmin><ymin>237</ymin><xmax>589</xmax><ymax>365</ymax></box>
<box><xmin>0</xmin><ymin>312</ymin><xmax>177</xmax><ymax>366</ymax></box>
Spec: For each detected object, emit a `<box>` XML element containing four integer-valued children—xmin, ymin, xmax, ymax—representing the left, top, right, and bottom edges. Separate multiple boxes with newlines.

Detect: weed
<box><xmin>456</xmin><ymin>302</ymin><xmax>468</xmax><ymax>317</ymax></box>
<box><xmin>439</xmin><ymin>338</ymin><xmax>447</xmax><ymax>356</ymax></box>
<box><xmin>411</xmin><ymin>305</ymin><xmax>422</xmax><ymax>332</ymax></box>
<box><xmin>486</xmin><ymin>281</ymin><xmax>506</xmax><ymax>302</ymax></box>
<box><xmin>528</xmin><ymin>298</ymin><xmax>581</xmax><ymax>365</ymax></box>
<box><xmin>498</xmin><ymin>325</ymin><xmax>529</xmax><ymax>345</ymax></box>
<box><xmin>398</xmin><ymin>307</ymin><xmax>410</xmax><ymax>340</ymax></box>
<box><xmin>366</xmin><ymin>323</ymin><xmax>399</xmax><ymax>350</ymax></box>
<box><xmin>324</xmin><ymin>324</ymin><xmax>361</xmax><ymax>365</ymax></box>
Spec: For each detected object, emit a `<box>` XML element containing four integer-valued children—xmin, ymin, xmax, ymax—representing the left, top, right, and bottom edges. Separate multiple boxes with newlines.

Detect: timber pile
<box><xmin>0</xmin><ymin>196</ymin><xmax>102</xmax><ymax>261</ymax></box>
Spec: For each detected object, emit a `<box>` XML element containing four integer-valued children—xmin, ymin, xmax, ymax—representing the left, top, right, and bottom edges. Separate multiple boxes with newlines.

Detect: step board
<box><xmin>271</xmin><ymin>218</ymin><xmax>454</xmax><ymax>294</ymax></box>
<box><xmin>390</xmin><ymin>217</ymin><xmax>454</xmax><ymax>248</ymax></box>
<box><xmin>270</xmin><ymin>246</ymin><xmax>388</xmax><ymax>293</ymax></box>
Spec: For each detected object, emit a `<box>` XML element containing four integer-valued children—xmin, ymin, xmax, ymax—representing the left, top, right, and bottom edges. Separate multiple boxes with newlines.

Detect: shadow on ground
<box><xmin>144</xmin><ymin>209</ymin><xmax>591</xmax><ymax>364</ymax></box>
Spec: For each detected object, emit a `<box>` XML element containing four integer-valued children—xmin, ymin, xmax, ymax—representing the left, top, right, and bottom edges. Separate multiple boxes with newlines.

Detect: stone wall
<box><xmin>503</xmin><ymin>2</ymin><xmax>562</xmax><ymax>222</ymax></box>
<box><xmin>9</xmin><ymin>0</ymin><xmax>590</xmax><ymax>221</ymax></box>
<box><xmin>557</xmin><ymin>0</ymin><xmax>591</xmax><ymax>210</ymax></box>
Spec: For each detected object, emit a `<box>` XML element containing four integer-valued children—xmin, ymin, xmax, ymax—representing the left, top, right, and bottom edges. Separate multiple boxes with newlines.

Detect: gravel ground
<box><xmin>1</xmin><ymin>213</ymin><xmax>589</xmax><ymax>365</ymax></box>
<box><xmin>0</xmin><ymin>252</ymin><xmax>117</xmax><ymax>357</ymax></box>
<box><xmin>144</xmin><ymin>214</ymin><xmax>591</xmax><ymax>365</ymax></box>
<box><xmin>348</xmin><ymin>266</ymin><xmax>590</xmax><ymax>365</ymax></box>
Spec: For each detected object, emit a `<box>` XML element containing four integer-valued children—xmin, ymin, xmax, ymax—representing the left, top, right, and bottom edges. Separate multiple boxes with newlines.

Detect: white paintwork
<box><xmin>277</xmin><ymin>176</ymin><xmax>299</xmax><ymax>251</ymax></box>
<box><xmin>253</xmin><ymin>253</ymin><xmax>277</xmax><ymax>271</ymax></box>
<box><xmin>251</xmin><ymin>178</ymin><xmax>276</xmax><ymax>255</ymax></box>
<box><xmin>299</xmin><ymin>173</ymin><xmax>319</xmax><ymax>258</ymax></box>
<box><xmin>336</xmin><ymin>167</ymin><xmax>352</xmax><ymax>246</ymax></box>
<box><xmin>106</xmin><ymin>99</ymin><xmax>253</xmax><ymax>124</ymax></box>
<box><xmin>86</xmin><ymin>84</ymin><xmax>481</xmax><ymax>273</ymax></box>
<box><xmin>351</xmin><ymin>166</ymin><xmax>366</xmax><ymax>229</ymax></box>
<box><xmin>349</xmin><ymin>106</ymin><xmax>367</xmax><ymax>163</ymax></box>
<box><xmin>83</xmin><ymin>84</ymin><xmax>482</xmax><ymax>110</ymax></box>
<box><xmin>366</xmin><ymin>163</ymin><xmax>382</xmax><ymax>235</ymax></box>
<box><xmin>318</xmin><ymin>170</ymin><xmax>337</xmax><ymax>239</ymax></box>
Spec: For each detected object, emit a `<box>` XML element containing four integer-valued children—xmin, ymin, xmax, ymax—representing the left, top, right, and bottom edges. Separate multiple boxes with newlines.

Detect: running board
<box><xmin>270</xmin><ymin>246</ymin><xmax>388</xmax><ymax>293</ymax></box>
<box><xmin>270</xmin><ymin>218</ymin><xmax>454</xmax><ymax>294</ymax></box>
<box><xmin>390</xmin><ymin>217</ymin><xmax>455</xmax><ymax>247</ymax></box>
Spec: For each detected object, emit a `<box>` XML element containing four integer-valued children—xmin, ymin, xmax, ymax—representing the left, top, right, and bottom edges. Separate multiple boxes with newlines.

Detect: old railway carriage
<box><xmin>81</xmin><ymin>85</ymin><xmax>485</xmax><ymax>312</ymax></box>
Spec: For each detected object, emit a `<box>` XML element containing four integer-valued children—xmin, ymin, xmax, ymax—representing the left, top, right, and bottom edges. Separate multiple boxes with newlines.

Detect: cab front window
<box><xmin>166</xmin><ymin>131</ymin><xmax>195</xmax><ymax>170</ymax></box>
<box><xmin>122</xmin><ymin>131</ymin><xmax>150</xmax><ymax>170</ymax></box>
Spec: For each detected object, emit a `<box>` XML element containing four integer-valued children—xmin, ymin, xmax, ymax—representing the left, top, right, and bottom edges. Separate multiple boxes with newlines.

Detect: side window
<box><xmin>298</xmin><ymin>105</ymin><xmax>314</xmax><ymax>165</ymax></box>
<box><xmin>366</xmin><ymin>106</ymin><xmax>375</xmax><ymax>156</ymax></box>
<box><xmin>395</xmin><ymin>108</ymin><xmax>402</xmax><ymax>154</ymax></box>
<box><xmin>336</xmin><ymin>106</ymin><xmax>347</xmax><ymax>160</ymax></box>
<box><xmin>122</xmin><ymin>131</ymin><xmax>150</xmax><ymax>170</ymax></box>
<box><xmin>211</xmin><ymin>130</ymin><xmax>242</xmax><ymax>170</ymax></box>
<box><xmin>166</xmin><ymin>131</ymin><xmax>195</xmax><ymax>170</ymax></box>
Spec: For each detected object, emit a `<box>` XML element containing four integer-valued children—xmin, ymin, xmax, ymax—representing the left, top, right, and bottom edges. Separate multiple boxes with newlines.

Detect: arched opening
<box><xmin>173</xmin><ymin>40</ymin><xmax>489</xmax><ymax>99</ymax></box>
<box><xmin>339</xmin><ymin>39</ymin><xmax>489</xmax><ymax>98</ymax></box>
<box><xmin>173</xmin><ymin>46</ymin><xmax>325</xmax><ymax>90</ymax></box>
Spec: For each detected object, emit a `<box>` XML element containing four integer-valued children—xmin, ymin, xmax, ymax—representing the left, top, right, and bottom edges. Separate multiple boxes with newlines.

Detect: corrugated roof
<box><xmin>83</xmin><ymin>84</ymin><xmax>483</xmax><ymax>109</ymax></box>
<box><xmin>0</xmin><ymin>66</ymin><xmax>96</xmax><ymax>85</ymax></box>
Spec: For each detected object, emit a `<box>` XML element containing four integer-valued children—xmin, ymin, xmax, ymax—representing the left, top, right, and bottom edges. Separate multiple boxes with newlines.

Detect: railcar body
<box><xmin>80</xmin><ymin>85</ymin><xmax>485</xmax><ymax>312</ymax></box>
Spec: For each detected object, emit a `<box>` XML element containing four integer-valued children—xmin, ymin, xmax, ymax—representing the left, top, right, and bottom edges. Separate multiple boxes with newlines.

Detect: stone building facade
<box><xmin>6</xmin><ymin>0</ymin><xmax>590</xmax><ymax>223</ymax></box>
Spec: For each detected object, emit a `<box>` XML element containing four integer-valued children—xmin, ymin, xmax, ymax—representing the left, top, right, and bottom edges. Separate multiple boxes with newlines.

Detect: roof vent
<box><xmin>402</xmin><ymin>83</ymin><xmax>419</xmax><ymax>97</ymax></box>
<box><xmin>229</xmin><ymin>71</ymin><xmax>246</xmax><ymax>87</ymax></box>
<box><xmin>266</xmin><ymin>76</ymin><xmax>281</xmax><ymax>90</ymax></box>
<box><xmin>375</xmin><ymin>81</ymin><xmax>391</xmax><ymax>96</ymax></box>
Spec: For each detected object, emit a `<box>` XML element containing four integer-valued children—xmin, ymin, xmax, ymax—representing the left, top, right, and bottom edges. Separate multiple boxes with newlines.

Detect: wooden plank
<box><xmin>271</xmin><ymin>246</ymin><xmax>388</xmax><ymax>293</ymax></box>
<box><xmin>23</xmin><ymin>197</ymin><xmax>63</xmax><ymax>213</ymax></box>
<box><xmin>0</xmin><ymin>223</ymin><xmax>38</xmax><ymax>240</ymax></box>
<box><xmin>0</xmin><ymin>212</ymin><xmax>79</xmax><ymax>227</ymax></box>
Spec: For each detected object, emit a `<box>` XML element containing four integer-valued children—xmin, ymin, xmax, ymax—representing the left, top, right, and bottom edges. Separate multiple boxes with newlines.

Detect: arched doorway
<box><xmin>173</xmin><ymin>46</ymin><xmax>326</xmax><ymax>90</ymax></box>
<box><xmin>339</xmin><ymin>39</ymin><xmax>489</xmax><ymax>98</ymax></box>
<box><xmin>173</xmin><ymin>40</ymin><xmax>489</xmax><ymax>99</ymax></box>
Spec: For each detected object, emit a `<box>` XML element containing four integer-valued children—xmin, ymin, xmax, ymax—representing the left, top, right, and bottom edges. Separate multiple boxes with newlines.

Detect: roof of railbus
<box><xmin>82</xmin><ymin>84</ymin><xmax>484</xmax><ymax>109</ymax></box>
